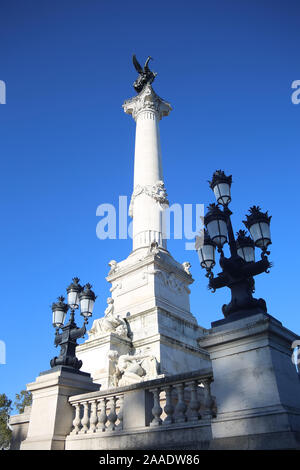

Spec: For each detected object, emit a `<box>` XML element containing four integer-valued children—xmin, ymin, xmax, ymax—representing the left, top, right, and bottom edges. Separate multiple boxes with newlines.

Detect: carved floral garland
<box><xmin>129</xmin><ymin>180</ymin><xmax>169</xmax><ymax>217</ymax></box>
<box><xmin>148</xmin><ymin>269</ymin><xmax>191</xmax><ymax>295</ymax></box>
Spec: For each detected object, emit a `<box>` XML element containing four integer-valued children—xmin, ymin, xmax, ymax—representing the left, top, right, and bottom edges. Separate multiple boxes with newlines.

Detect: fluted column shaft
<box><xmin>123</xmin><ymin>84</ymin><xmax>172</xmax><ymax>251</ymax></box>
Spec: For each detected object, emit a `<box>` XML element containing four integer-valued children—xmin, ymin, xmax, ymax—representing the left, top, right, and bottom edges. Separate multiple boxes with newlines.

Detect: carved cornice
<box><xmin>123</xmin><ymin>84</ymin><xmax>172</xmax><ymax>121</ymax></box>
<box><xmin>106</xmin><ymin>251</ymin><xmax>194</xmax><ymax>286</ymax></box>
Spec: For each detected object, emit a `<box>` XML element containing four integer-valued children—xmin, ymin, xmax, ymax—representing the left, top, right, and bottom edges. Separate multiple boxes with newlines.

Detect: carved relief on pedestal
<box><xmin>88</xmin><ymin>298</ymin><xmax>129</xmax><ymax>340</ymax></box>
<box><xmin>129</xmin><ymin>180</ymin><xmax>169</xmax><ymax>217</ymax></box>
<box><xmin>148</xmin><ymin>268</ymin><xmax>190</xmax><ymax>295</ymax></box>
<box><xmin>107</xmin><ymin>348</ymin><xmax>160</xmax><ymax>388</ymax></box>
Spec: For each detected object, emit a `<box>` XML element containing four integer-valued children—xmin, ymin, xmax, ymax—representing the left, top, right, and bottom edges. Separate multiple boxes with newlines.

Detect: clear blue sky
<box><xmin>1</xmin><ymin>0</ymin><xmax>299</xmax><ymax>405</ymax></box>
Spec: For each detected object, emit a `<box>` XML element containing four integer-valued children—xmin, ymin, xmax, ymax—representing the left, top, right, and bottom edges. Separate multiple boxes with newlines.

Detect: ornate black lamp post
<box><xmin>50</xmin><ymin>278</ymin><xmax>96</xmax><ymax>371</ymax></box>
<box><xmin>196</xmin><ymin>170</ymin><xmax>272</xmax><ymax>324</ymax></box>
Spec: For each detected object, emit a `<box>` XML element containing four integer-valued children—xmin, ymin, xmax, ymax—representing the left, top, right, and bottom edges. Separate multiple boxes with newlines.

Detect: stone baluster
<box><xmin>72</xmin><ymin>402</ymin><xmax>81</xmax><ymax>434</ymax></box>
<box><xmin>163</xmin><ymin>385</ymin><xmax>174</xmax><ymax>425</ymax></box>
<box><xmin>198</xmin><ymin>383</ymin><xmax>205</xmax><ymax>417</ymax></box>
<box><xmin>150</xmin><ymin>388</ymin><xmax>162</xmax><ymax>427</ymax></box>
<box><xmin>186</xmin><ymin>380</ymin><xmax>200</xmax><ymax>422</ymax></box>
<box><xmin>116</xmin><ymin>395</ymin><xmax>124</xmax><ymax>431</ymax></box>
<box><xmin>174</xmin><ymin>382</ymin><xmax>187</xmax><ymax>423</ymax></box>
<box><xmin>97</xmin><ymin>398</ymin><xmax>107</xmax><ymax>432</ymax></box>
<box><xmin>89</xmin><ymin>400</ymin><xmax>98</xmax><ymax>433</ymax></box>
<box><xmin>81</xmin><ymin>401</ymin><xmax>90</xmax><ymax>433</ymax></box>
<box><xmin>107</xmin><ymin>396</ymin><xmax>117</xmax><ymax>431</ymax></box>
<box><xmin>201</xmin><ymin>378</ymin><xmax>214</xmax><ymax>418</ymax></box>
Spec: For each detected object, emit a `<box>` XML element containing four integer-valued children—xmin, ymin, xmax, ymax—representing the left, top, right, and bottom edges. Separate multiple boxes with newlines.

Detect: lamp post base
<box><xmin>220</xmin><ymin>274</ymin><xmax>267</xmax><ymax>319</ymax></box>
<box><xmin>211</xmin><ymin>310</ymin><xmax>281</xmax><ymax>328</ymax></box>
<box><xmin>40</xmin><ymin>365</ymin><xmax>91</xmax><ymax>377</ymax></box>
<box><xmin>50</xmin><ymin>355</ymin><xmax>82</xmax><ymax>371</ymax></box>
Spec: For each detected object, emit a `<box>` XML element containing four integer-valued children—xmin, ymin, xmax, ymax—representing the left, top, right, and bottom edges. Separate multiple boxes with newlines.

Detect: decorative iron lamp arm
<box><xmin>70</xmin><ymin>322</ymin><xmax>87</xmax><ymax>342</ymax></box>
<box><xmin>240</xmin><ymin>257</ymin><xmax>271</xmax><ymax>277</ymax></box>
<box><xmin>209</xmin><ymin>272</ymin><xmax>230</xmax><ymax>291</ymax></box>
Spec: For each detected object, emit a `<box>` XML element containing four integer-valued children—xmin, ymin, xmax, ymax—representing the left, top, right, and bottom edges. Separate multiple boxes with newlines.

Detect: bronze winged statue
<box><xmin>132</xmin><ymin>54</ymin><xmax>157</xmax><ymax>93</ymax></box>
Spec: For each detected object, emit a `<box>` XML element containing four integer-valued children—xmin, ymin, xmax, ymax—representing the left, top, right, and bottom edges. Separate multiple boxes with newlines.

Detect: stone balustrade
<box><xmin>71</xmin><ymin>391</ymin><xmax>124</xmax><ymax>434</ymax></box>
<box><xmin>68</xmin><ymin>368</ymin><xmax>215</xmax><ymax>437</ymax></box>
<box><xmin>149</xmin><ymin>376</ymin><xmax>215</xmax><ymax>427</ymax></box>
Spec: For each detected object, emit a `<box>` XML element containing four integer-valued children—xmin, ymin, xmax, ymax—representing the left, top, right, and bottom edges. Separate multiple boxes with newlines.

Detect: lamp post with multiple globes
<box><xmin>196</xmin><ymin>170</ymin><xmax>272</xmax><ymax>323</ymax></box>
<box><xmin>50</xmin><ymin>277</ymin><xmax>96</xmax><ymax>371</ymax></box>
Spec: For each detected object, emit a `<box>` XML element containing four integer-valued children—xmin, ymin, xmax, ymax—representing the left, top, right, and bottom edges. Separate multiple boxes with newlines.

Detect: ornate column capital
<box><xmin>123</xmin><ymin>84</ymin><xmax>172</xmax><ymax>121</ymax></box>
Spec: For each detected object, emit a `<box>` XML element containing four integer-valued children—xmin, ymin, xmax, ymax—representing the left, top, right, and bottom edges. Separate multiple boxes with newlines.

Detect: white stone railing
<box><xmin>68</xmin><ymin>368</ymin><xmax>215</xmax><ymax>436</ymax></box>
<box><xmin>71</xmin><ymin>391</ymin><xmax>124</xmax><ymax>434</ymax></box>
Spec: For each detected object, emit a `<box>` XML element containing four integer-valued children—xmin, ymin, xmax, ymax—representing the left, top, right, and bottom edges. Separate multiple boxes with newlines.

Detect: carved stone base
<box><xmin>77</xmin><ymin>248</ymin><xmax>210</xmax><ymax>388</ymax></box>
<box><xmin>77</xmin><ymin>333</ymin><xmax>131</xmax><ymax>389</ymax></box>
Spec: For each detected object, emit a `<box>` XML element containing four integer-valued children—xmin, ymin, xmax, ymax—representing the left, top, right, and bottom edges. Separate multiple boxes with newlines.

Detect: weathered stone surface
<box><xmin>199</xmin><ymin>313</ymin><xmax>300</xmax><ymax>449</ymax></box>
<box><xmin>209</xmin><ymin>431</ymin><xmax>300</xmax><ymax>450</ymax></box>
<box><xmin>65</xmin><ymin>421</ymin><xmax>212</xmax><ymax>450</ymax></box>
<box><xmin>19</xmin><ymin>368</ymin><xmax>99</xmax><ymax>450</ymax></box>
<box><xmin>9</xmin><ymin>406</ymin><xmax>31</xmax><ymax>450</ymax></box>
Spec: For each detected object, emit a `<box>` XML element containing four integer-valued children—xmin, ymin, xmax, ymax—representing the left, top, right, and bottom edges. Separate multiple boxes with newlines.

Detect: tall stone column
<box><xmin>123</xmin><ymin>84</ymin><xmax>172</xmax><ymax>251</ymax></box>
<box><xmin>77</xmin><ymin>81</ymin><xmax>210</xmax><ymax>387</ymax></box>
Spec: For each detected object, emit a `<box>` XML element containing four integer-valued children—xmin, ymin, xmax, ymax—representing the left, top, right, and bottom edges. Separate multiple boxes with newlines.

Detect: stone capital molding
<box><xmin>123</xmin><ymin>84</ymin><xmax>172</xmax><ymax>121</ymax></box>
<box><xmin>129</xmin><ymin>180</ymin><xmax>169</xmax><ymax>217</ymax></box>
<box><xmin>106</xmin><ymin>250</ymin><xmax>194</xmax><ymax>286</ymax></box>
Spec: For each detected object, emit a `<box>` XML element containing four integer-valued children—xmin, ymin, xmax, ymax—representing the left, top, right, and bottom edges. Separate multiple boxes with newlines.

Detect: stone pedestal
<box><xmin>77</xmin><ymin>333</ymin><xmax>132</xmax><ymax>388</ymax></box>
<box><xmin>198</xmin><ymin>313</ymin><xmax>300</xmax><ymax>449</ymax></box>
<box><xmin>77</xmin><ymin>249</ymin><xmax>210</xmax><ymax>388</ymax></box>
<box><xmin>109</xmin><ymin>249</ymin><xmax>210</xmax><ymax>375</ymax></box>
<box><xmin>20</xmin><ymin>367</ymin><xmax>99</xmax><ymax>450</ymax></box>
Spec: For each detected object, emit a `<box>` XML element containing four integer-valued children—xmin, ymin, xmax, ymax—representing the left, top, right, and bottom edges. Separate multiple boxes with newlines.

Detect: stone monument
<box><xmin>9</xmin><ymin>55</ymin><xmax>300</xmax><ymax>450</ymax></box>
<box><xmin>76</xmin><ymin>56</ymin><xmax>210</xmax><ymax>388</ymax></box>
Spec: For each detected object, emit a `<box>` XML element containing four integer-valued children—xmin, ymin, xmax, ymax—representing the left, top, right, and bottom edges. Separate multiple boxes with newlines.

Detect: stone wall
<box><xmin>9</xmin><ymin>406</ymin><xmax>31</xmax><ymax>450</ymax></box>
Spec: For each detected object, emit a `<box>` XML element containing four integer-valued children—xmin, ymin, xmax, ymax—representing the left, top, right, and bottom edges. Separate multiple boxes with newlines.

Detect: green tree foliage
<box><xmin>0</xmin><ymin>394</ymin><xmax>12</xmax><ymax>449</ymax></box>
<box><xmin>14</xmin><ymin>390</ymin><xmax>32</xmax><ymax>414</ymax></box>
